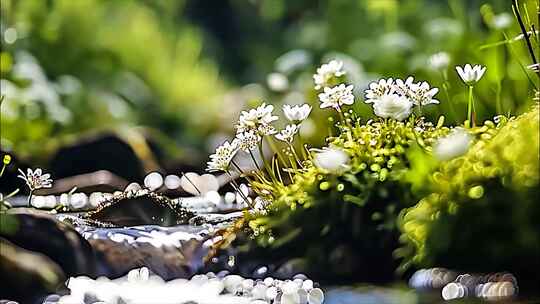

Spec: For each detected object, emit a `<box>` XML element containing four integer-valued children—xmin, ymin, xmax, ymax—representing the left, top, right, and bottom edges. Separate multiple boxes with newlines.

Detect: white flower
<box><xmin>318</xmin><ymin>84</ymin><xmax>355</xmax><ymax>109</ymax></box>
<box><xmin>236</xmin><ymin>103</ymin><xmax>278</xmax><ymax>134</ymax></box>
<box><xmin>394</xmin><ymin>76</ymin><xmax>415</xmax><ymax>97</ymax></box>
<box><xmin>275</xmin><ymin>124</ymin><xmax>299</xmax><ymax>143</ymax></box>
<box><xmin>434</xmin><ymin>128</ymin><xmax>472</xmax><ymax>161</ymax></box>
<box><xmin>491</xmin><ymin>13</ymin><xmax>512</xmax><ymax>30</ymax></box>
<box><xmin>17</xmin><ymin>168</ymin><xmax>53</xmax><ymax>191</ymax></box>
<box><xmin>312</xmin><ymin>147</ymin><xmax>350</xmax><ymax>174</ymax></box>
<box><xmin>313</xmin><ymin>60</ymin><xmax>346</xmax><ymax>90</ymax></box>
<box><xmin>409</xmin><ymin>81</ymin><xmax>439</xmax><ymax>106</ymax></box>
<box><xmin>455</xmin><ymin>64</ymin><xmax>486</xmax><ymax>85</ymax></box>
<box><xmin>267</xmin><ymin>72</ymin><xmax>289</xmax><ymax>92</ymax></box>
<box><xmin>283</xmin><ymin>104</ymin><xmax>312</xmax><ymax>122</ymax></box>
<box><xmin>364</xmin><ymin>78</ymin><xmax>395</xmax><ymax>103</ymax></box>
<box><xmin>257</xmin><ymin>123</ymin><xmax>277</xmax><ymax>136</ymax></box>
<box><xmin>206</xmin><ymin>140</ymin><xmax>239</xmax><ymax>172</ymax></box>
<box><xmin>236</xmin><ymin>130</ymin><xmax>261</xmax><ymax>152</ymax></box>
<box><xmin>372</xmin><ymin>93</ymin><xmax>413</xmax><ymax>121</ymax></box>
<box><xmin>428</xmin><ymin>52</ymin><xmax>450</xmax><ymax>70</ymax></box>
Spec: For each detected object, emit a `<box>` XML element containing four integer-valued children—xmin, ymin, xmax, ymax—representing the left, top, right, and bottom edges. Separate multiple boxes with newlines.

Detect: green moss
<box><xmin>244</xmin><ymin>117</ymin><xmax>463</xmax><ymax>280</ymax></box>
<box><xmin>399</xmin><ymin>105</ymin><xmax>540</xmax><ymax>281</ymax></box>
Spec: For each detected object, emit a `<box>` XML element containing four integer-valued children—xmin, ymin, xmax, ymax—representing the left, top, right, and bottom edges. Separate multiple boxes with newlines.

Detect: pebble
<box><xmin>144</xmin><ymin>172</ymin><xmax>163</xmax><ymax>191</ymax></box>
<box><xmin>266</xmin><ymin>286</ymin><xmax>279</xmax><ymax>300</ymax></box>
<box><xmin>89</xmin><ymin>192</ymin><xmax>103</xmax><ymax>208</ymax></box>
<box><xmin>70</xmin><ymin>193</ymin><xmax>88</xmax><ymax>210</ymax></box>
<box><xmin>307</xmin><ymin>288</ymin><xmax>324</xmax><ymax>304</ymax></box>
<box><xmin>442</xmin><ymin>282</ymin><xmax>467</xmax><ymax>300</ymax></box>
<box><xmin>164</xmin><ymin>175</ymin><xmax>181</xmax><ymax>190</ymax></box>
<box><xmin>252</xmin><ymin>283</ymin><xmax>268</xmax><ymax>300</ymax></box>
<box><xmin>223</xmin><ymin>274</ymin><xmax>244</xmax><ymax>293</ymax></box>
<box><xmin>124</xmin><ymin>182</ymin><xmax>142</xmax><ymax>192</ymax></box>
<box><xmin>264</xmin><ymin>277</ymin><xmax>274</xmax><ymax>287</ymax></box>
<box><xmin>48</xmin><ymin>267</ymin><xmax>323</xmax><ymax>304</ymax></box>
<box><xmin>302</xmin><ymin>280</ymin><xmax>313</xmax><ymax>291</ymax></box>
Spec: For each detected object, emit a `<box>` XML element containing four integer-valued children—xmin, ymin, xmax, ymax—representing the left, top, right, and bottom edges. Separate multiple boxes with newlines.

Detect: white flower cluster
<box><xmin>364</xmin><ymin>76</ymin><xmax>440</xmax><ymax>121</ymax></box>
<box><xmin>206</xmin><ymin>140</ymin><xmax>240</xmax><ymax>172</ymax></box>
<box><xmin>318</xmin><ymin>84</ymin><xmax>355</xmax><ymax>110</ymax></box>
<box><xmin>313</xmin><ymin>60</ymin><xmax>356</xmax><ymax>111</ymax></box>
<box><xmin>236</xmin><ymin>103</ymin><xmax>278</xmax><ymax>135</ymax></box>
<box><xmin>207</xmin><ymin>102</ymin><xmax>313</xmax><ymax>172</ymax></box>
<box><xmin>313</xmin><ymin>59</ymin><xmax>346</xmax><ymax>90</ymax></box>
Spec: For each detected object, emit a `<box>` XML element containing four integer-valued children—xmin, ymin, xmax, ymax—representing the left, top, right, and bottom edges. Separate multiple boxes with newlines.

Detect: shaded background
<box><xmin>0</xmin><ymin>0</ymin><xmax>537</xmax><ymax>190</ymax></box>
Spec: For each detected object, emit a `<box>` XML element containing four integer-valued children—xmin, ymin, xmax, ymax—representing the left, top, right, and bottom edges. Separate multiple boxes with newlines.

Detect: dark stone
<box><xmin>0</xmin><ymin>238</ymin><xmax>66</xmax><ymax>303</ymax></box>
<box><xmin>0</xmin><ymin>211</ymin><xmax>96</xmax><ymax>277</ymax></box>
<box><xmin>49</xmin><ymin>133</ymin><xmax>146</xmax><ymax>183</ymax></box>
<box><xmin>85</xmin><ymin>189</ymin><xmax>195</xmax><ymax>227</ymax></box>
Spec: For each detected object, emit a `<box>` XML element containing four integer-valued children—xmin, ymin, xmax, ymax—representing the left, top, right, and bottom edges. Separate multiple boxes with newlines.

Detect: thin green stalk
<box><xmin>467</xmin><ymin>85</ymin><xmax>475</xmax><ymax>128</ymax></box>
<box><xmin>296</xmin><ymin>133</ymin><xmax>308</xmax><ymax>160</ymax></box>
<box><xmin>336</xmin><ymin>106</ymin><xmax>352</xmax><ymax>129</ymax></box>
<box><xmin>265</xmin><ymin>136</ymin><xmax>287</xmax><ymax>167</ymax></box>
<box><xmin>258</xmin><ymin>142</ymin><xmax>277</xmax><ymax>182</ymax></box>
<box><xmin>287</xmin><ymin>143</ymin><xmax>304</xmax><ymax>169</ymax></box>
<box><xmin>496</xmin><ymin>81</ymin><xmax>502</xmax><ymax>114</ymax></box>
<box><xmin>441</xmin><ymin>70</ymin><xmax>457</xmax><ymax>121</ymax></box>
<box><xmin>231</xmin><ymin>160</ymin><xmax>257</xmax><ymax>185</ymax></box>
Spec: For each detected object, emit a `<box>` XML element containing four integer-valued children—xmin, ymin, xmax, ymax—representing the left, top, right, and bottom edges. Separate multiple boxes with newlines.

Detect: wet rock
<box><xmin>0</xmin><ymin>211</ymin><xmax>96</xmax><ymax>277</ymax></box>
<box><xmin>85</xmin><ymin>189</ymin><xmax>195</xmax><ymax>227</ymax></box>
<box><xmin>49</xmin><ymin>133</ymin><xmax>147</xmax><ymax>183</ymax></box>
<box><xmin>0</xmin><ymin>238</ymin><xmax>66</xmax><ymax>303</ymax></box>
<box><xmin>76</xmin><ymin>225</ymin><xmax>225</xmax><ymax>280</ymax></box>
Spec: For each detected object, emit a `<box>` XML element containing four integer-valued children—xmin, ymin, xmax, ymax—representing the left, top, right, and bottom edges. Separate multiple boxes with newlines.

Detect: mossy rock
<box><xmin>399</xmin><ymin>105</ymin><xmax>540</xmax><ymax>288</ymax></box>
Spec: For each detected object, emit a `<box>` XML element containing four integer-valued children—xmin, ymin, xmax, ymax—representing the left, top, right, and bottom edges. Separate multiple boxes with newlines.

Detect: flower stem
<box><xmin>226</xmin><ymin>170</ymin><xmax>254</xmax><ymax>209</ymax></box>
<box><xmin>27</xmin><ymin>189</ymin><xmax>34</xmax><ymax>206</ymax></box>
<box><xmin>441</xmin><ymin>70</ymin><xmax>457</xmax><ymax>121</ymax></box>
<box><xmin>265</xmin><ymin>136</ymin><xmax>288</xmax><ymax>167</ymax></box>
<box><xmin>467</xmin><ymin>85</ymin><xmax>475</xmax><ymax>128</ymax></box>
<box><xmin>248</xmin><ymin>150</ymin><xmax>261</xmax><ymax>171</ymax></box>
<box><xmin>258</xmin><ymin>142</ymin><xmax>277</xmax><ymax>182</ymax></box>
<box><xmin>336</xmin><ymin>106</ymin><xmax>352</xmax><ymax>129</ymax></box>
<box><xmin>287</xmin><ymin>143</ymin><xmax>304</xmax><ymax>169</ymax></box>
<box><xmin>296</xmin><ymin>132</ymin><xmax>308</xmax><ymax>160</ymax></box>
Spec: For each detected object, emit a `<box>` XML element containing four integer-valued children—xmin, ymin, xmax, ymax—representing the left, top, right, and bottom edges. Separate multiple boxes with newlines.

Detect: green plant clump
<box><xmin>399</xmin><ymin>104</ymin><xmax>540</xmax><ymax>283</ymax></box>
<box><xmin>244</xmin><ymin>117</ymin><xmax>458</xmax><ymax>281</ymax></box>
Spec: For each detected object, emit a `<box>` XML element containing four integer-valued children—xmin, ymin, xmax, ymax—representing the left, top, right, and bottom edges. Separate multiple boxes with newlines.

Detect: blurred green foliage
<box><xmin>1</xmin><ymin>0</ymin><xmax>538</xmax><ymax>164</ymax></box>
<box><xmin>399</xmin><ymin>104</ymin><xmax>539</xmax><ymax>280</ymax></box>
<box><xmin>1</xmin><ymin>0</ymin><xmax>225</xmax><ymax>161</ymax></box>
